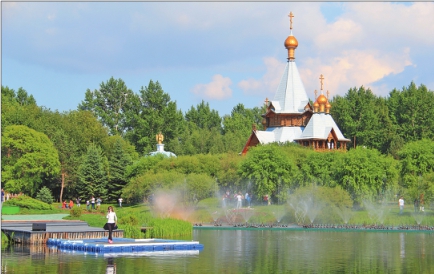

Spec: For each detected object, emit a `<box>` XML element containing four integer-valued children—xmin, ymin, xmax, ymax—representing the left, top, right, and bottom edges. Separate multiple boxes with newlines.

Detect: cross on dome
<box><xmin>288</xmin><ymin>12</ymin><xmax>294</xmax><ymax>30</ymax></box>
<box><xmin>319</xmin><ymin>74</ymin><xmax>324</xmax><ymax>91</ymax></box>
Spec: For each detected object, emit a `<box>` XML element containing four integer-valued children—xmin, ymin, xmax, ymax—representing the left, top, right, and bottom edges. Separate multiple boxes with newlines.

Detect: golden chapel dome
<box><xmin>316</xmin><ymin>94</ymin><xmax>328</xmax><ymax>104</ymax></box>
<box><xmin>284</xmin><ymin>35</ymin><xmax>298</xmax><ymax>49</ymax></box>
<box><xmin>313</xmin><ymin>101</ymin><xmax>319</xmax><ymax>107</ymax></box>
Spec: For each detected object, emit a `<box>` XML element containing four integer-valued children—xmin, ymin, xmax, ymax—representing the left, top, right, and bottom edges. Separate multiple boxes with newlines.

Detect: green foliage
<box><xmin>398</xmin><ymin>139</ymin><xmax>434</xmax><ymax>200</ymax></box>
<box><xmin>78</xmin><ymin>77</ymin><xmax>135</xmax><ymax>135</ymax></box>
<box><xmin>333</xmin><ymin>147</ymin><xmax>399</xmax><ymax>203</ymax></box>
<box><xmin>3</xmin><ymin>195</ymin><xmax>52</xmax><ymax>210</ymax></box>
<box><xmin>125</xmin><ymin>153</ymin><xmax>166</xmax><ymax>179</ymax></box>
<box><xmin>121</xmin><ymin>224</ymin><xmax>142</xmax><ymax>239</ymax></box>
<box><xmin>289</xmin><ymin>185</ymin><xmax>353</xmax><ymax>224</ymax></box>
<box><xmin>388</xmin><ymin>82</ymin><xmax>434</xmax><ymax>143</ymax></box>
<box><xmin>185</xmin><ymin>100</ymin><xmax>222</xmax><ymax>130</ymax></box>
<box><xmin>125</xmin><ymin>80</ymin><xmax>184</xmax><ymax>154</ymax></box>
<box><xmin>77</xmin><ymin>143</ymin><xmax>108</xmax><ymax>199</ymax></box>
<box><xmin>122</xmin><ymin>170</ymin><xmax>216</xmax><ymax>205</ymax></box>
<box><xmin>70</xmin><ymin>206</ymin><xmax>83</xmax><ymax>217</ymax></box>
<box><xmin>119</xmin><ymin>214</ymin><xmax>139</xmax><ymax>226</ymax></box>
<box><xmin>107</xmin><ymin>138</ymin><xmax>133</xmax><ymax>202</ymax></box>
<box><xmin>331</xmin><ymin>86</ymin><xmax>395</xmax><ymax>154</ymax></box>
<box><xmin>144</xmin><ymin>217</ymin><xmax>192</xmax><ymax>238</ymax></box>
<box><xmin>239</xmin><ymin>143</ymin><xmax>298</xmax><ymax>199</ymax></box>
<box><xmin>1</xmin><ymin>125</ymin><xmax>61</xmax><ymax>196</ymax></box>
<box><xmin>36</xmin><ymin>186</ymin><xmax>54</xmax><ymax>204</ymax></box>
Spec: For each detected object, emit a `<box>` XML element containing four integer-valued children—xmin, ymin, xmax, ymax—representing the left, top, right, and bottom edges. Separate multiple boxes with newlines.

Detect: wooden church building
<box><xmin>241</xmin><ymin>12</ymin><xmax>350</xmax><ymax>155</ymax></box>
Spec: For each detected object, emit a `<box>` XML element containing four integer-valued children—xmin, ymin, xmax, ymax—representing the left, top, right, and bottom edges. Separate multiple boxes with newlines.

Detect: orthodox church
<box><xmin>241</xmin><ymin>12</ymin><xmax>350</xmax><ymax>155</ymax></box>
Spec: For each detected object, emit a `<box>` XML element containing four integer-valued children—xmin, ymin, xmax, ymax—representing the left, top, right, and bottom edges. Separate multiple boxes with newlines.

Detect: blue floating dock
<box><xmin>47</xmin><ymin>237</ymin><xmax>204</xmax><ymax>256</ymax></box>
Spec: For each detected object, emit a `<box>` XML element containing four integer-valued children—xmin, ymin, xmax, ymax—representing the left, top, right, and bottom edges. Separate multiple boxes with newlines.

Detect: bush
<box><xmin>119</xmin><ymin>214</ymin><xmax>139</xmax><ymax>226</ymax></box>
<box><xmin>36</xmin><ymin>187</ymin><xmax>54</xmax><ymax>204</ymax></box>
<box><xmin>122</xmin><ymin>224</ymin><xmax>142</xmax><ymax>239</ymax></box>
<box><xmin>3</xmin><ymin>195</ymin><xmax>52</xmax><ymax>210</ymax></box>
<box><xmin>70</xmin><ymin>207</ymin><xmax>83</xmax><ymax>217</ymax></box>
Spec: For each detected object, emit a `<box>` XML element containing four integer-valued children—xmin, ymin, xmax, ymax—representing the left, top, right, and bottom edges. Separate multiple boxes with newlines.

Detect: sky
<box><xmin>2</xmin><ymin>2</ymin><xmax>434</xmax><ymax>117</ymax></box>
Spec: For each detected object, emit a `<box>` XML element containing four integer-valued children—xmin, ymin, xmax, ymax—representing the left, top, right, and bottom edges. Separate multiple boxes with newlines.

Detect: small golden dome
<box><xmin>284</xmin><ymin>35</ymin><xmax>298</xmax><ymax>49</ymax></box>
<box><xmin>313</xmin><ymin>101</ymin><xmax>319</xmax><ymax>107</ymax></box>
<box><xmin>261</xmin><ymin>118</ymin><xmax>267</xmax><ymax>126</ymax></box>
<box><xmin>326</xmin><ymin>102</ymin><xmax>331</xmax><ymax>108</ymax></box>
<box><xmin>317</xmin><ymin>94</ymin><xmax>328</xmax><ymax>104</ymax></box>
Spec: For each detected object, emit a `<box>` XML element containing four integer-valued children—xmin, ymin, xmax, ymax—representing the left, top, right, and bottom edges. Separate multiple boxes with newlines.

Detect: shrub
<box><xmin>70</xmin><ymin>207</ymin><xmax>83</xmax><ymax>217</ymax></box>
<box><xmin>36</xmin><ymin>187</ymin><xmax>54</xmax><ymax>204</ymax></box>
<box><xmin>3</xmin><ymin>195</ymin><xmax>52</xmax><ymax>210</ymax></box>
<box><xmin>122</xmin><ymin>224</ymin><xmax>142</xmax><ymax>239</ymax></box>
<box><xmin>119</xmin><ymin>214</ymin><xmax>139</xmax><ymax>226</ymax></box>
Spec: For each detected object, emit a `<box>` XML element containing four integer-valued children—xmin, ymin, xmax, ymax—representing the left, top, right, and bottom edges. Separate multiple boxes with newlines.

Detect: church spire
<box><xmin>314</xmin><ymin>74</ymin><xmax>331</xmax><ymax>114</ymax></box>
<box><xmin>284</xmin><ymin>11</ymin><xmax>298</xmax><ymax>61</ymax></box>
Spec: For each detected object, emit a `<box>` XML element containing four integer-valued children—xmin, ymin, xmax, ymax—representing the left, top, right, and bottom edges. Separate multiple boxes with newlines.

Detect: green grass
<box><xmin>191</xmin><ymin>203</ymin><xmax>434</xmax><ymax>226</ymax></box>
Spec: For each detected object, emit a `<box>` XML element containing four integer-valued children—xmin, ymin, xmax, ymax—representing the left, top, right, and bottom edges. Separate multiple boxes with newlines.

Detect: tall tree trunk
<box><xmin>60</xmin><ymin>173</ymin><xmax>65</xmax><ymax>203</ymax></box>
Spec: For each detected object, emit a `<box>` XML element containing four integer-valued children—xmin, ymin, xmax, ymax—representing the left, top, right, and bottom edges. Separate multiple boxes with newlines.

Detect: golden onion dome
<box><xmin>313</xmin><ymin>101</ymin><xmax>319</xmax><ymax>107</ymax></box>
<box><xmin>326</xmin><ymin>102</ymin><xmax>331</xmax><ymax>108</ymax></box>
<box><xmin>317</xmin><ymin>94</ymin><xmax>328</xmax><ymax>104</ymax></box>
<box><xmin>284</xmin><ymin>35</ymin><xmax>298</xmax><ymax>49</ymax></box>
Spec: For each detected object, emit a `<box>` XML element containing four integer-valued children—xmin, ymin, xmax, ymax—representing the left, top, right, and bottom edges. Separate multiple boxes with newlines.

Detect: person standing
<box><xmin>236</xmin><ymin>192</ymin><xmax>243</xmax><ymax>209</ymax></box>
<box><xmin>1</xmin><ymin>188</ymin><xmax>5</xmax><ymax>203</ymax></box>
<box><xmin>97</xmin><ymin>197</ymin><xmax>102</xmax><ymax>210</ymax></box>
<box><xmin>245</xmin><ymin>192</ymin><xmax>251</xmax><ymax>208</ymax></box>
<box><xmin>76</xmin><ymin>197</ymin><xmax>81</xmax><ymax>207</ymax></box>
<box><xmin>91</xmin><ymin>196</ymin><xmax>96</xmax><ymax>210</ymax></box>
<box><xmin>86</xmin><ymin>200</ymin><xmax>90</xmax><ymax>210</ymax></box>
<box><xmin>399</xmin><ymin>196</ymin><xmax>404</xmax><ymax>215</ymax></box>
<box><xmin>69</xmin><ymin>199</ymin><xmax>74</xmax><ymax>209</ymax></box>
<box><xmin>106</xmin><ymin>206</ymin><xmax>118</xmax><ymax>244</ymax></box>
<box><xmin>118</xmin><ymin>197</ymin><xmax>123</xmax><ymax>208</ymax></box>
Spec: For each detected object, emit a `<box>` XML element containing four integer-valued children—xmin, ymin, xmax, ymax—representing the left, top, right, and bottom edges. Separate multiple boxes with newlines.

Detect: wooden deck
<box><xmin>1</xmin><ymin>220</ymin><xmax>124</xmax><ymax>245</ymax></box>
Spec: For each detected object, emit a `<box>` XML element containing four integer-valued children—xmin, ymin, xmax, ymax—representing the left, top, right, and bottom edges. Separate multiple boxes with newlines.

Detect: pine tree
<box><xmin>77</xmin><ymin>144</ymin><xmax>108</xmax><ymax>200</ymax></box>
<box><xmin>107</xmin><ymin>138</ymin><xmax>132</xmax><ymax>202</ymax></box>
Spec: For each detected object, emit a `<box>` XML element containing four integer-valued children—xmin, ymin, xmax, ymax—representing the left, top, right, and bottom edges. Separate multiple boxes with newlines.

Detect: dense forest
<box><xmin>2</xmin><ymin>79</ymin><xmax>434</xmax><ymax>207</ymax></box>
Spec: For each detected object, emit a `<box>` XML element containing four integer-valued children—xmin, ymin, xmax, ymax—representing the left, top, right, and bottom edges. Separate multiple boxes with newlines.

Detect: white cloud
<box><xmin>238</xmin><ymin>57</ymin><xmax>285</xmax><ymax>97</ymax></box>
<box><xmin>299</xmin><ymin>48</ymin><xmax>412</xmax><ymax>97</ymax></box>
<box><xmin>192</xmin><ymin>74</ymin><xmax>233</xmax><ymax>100</ymax></box>
<box><xmin>314</xmin><ymin>18</ymin><xmax>363</xmax><ymax>51</ymax></box>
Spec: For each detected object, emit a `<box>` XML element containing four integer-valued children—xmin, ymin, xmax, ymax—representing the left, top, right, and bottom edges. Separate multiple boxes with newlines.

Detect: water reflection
<box><xmin>106</xmin><ymin>257</ymin><xmax>116</xmax><ymax>274</ymax></box>
<box><xmin>2</xmin><ymin>230</ymin><xmax>434</xmax><ymax>273</ymax></box>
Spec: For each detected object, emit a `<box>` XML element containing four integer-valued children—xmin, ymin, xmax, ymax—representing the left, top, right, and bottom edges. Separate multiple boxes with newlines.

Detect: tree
<box><xmin>238</xmin><ymin>144</ymin><xmax>298</xmax><ymax>200</ymax></box>
<box><xmin>77</xmin><ymin>144</ymin><xmax>108</xmax><ymax>200</ymax></box>
<box><xmin>125</xmin><ymin>80</ymin><xmax>183</xmax><ymax>154</ymax></box>
<box><xmin>78</xmin><ymin>77</ymin><xmax>135</xmax><ymax>135</ymax></box>
<box><xmin>222</xmin><ymin>103</ymin><xmax>264</xmax><ymax>153</ymax></box>
<box><xmin>1</xmin><ymin>125</ymin><xmax>61</xmax><ymax>196</ymax></box>
<box><xmin>387</xmin><ymin>82</ymin><xmax>434</xmax><ymax>144</ymax></box>
<box><xmin>332</xmin><ymin>147</ymin><xmax>399</xmax><ymax>203</ymax></box>
<box><xmin>185</xmin><ymin>100</ymin><xmax>222</xmax><ymax>130</ymax></box>
<box><xmin>36</xmin><ymin>186</ymin><xmax>55</xmax><ymax>204</ymax></box>
<box><xmin>331</xmin><ymin>86</ymin><xmax>395</xmax><ymax>153</ymax></box>
<box><xmin>398</xmin><ymin>139</ymin><xmax>434</xmax><ymax>200</ymax></box>
<box><xmin>107</xmin><ymin>138</ymin><xmax>133</xmax><ymax>202</ymax></box>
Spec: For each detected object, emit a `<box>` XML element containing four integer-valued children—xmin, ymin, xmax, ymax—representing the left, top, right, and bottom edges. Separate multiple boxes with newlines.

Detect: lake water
<box><xmin>2</xmin><ymin>229</ymin><xmax>434</xmax><ymax>273</ymax></box>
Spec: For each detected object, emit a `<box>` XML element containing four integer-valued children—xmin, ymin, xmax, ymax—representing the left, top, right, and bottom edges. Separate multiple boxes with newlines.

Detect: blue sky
<box><xmin>2</xmin><ymin>2</ymin><xmax>434</xmax><ymax>116</ymax></box>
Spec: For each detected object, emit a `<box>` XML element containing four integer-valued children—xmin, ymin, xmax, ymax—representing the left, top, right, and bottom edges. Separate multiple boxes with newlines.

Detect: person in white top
<box><xmin>118</xmin><ymin>197</ymin><xmax>123</xmax><ymax>208</ymax></box>
<box><xmin>106</xmin><ymin>206</ymin><xmax>118</xmax><ymax>243</ymax></box>
<box><xmin>236</xmin><ymin>193</ymin><xmax>243</xmax><ymax>209</ymax></box>
<box><xmin>398</xmin><ymin>197</ymin><xmax>404</xmax><ymax>215</ymax></box>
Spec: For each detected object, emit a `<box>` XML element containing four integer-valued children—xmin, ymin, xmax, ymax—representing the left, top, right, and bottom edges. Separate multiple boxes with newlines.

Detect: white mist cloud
<box><xmin>299</xmin><ymin>48</ymin><xmax>413</xmax><ymax>97</ymax></box>
<box><xmin>238</xmin><ymin>57</ymin><xmax>285</xmax><ymax>98</ymax></box>
<box><xmin>192</xmin><ymin>74</ymin><xmax>233</xmax><ymax>100</ymax></box>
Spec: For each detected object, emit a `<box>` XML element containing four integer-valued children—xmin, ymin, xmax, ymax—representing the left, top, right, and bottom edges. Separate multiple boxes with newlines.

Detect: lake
<box><xmin>2</xmin><ymin>229</ymin><xmax>434</xmax><ymax>273</ymax></box>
